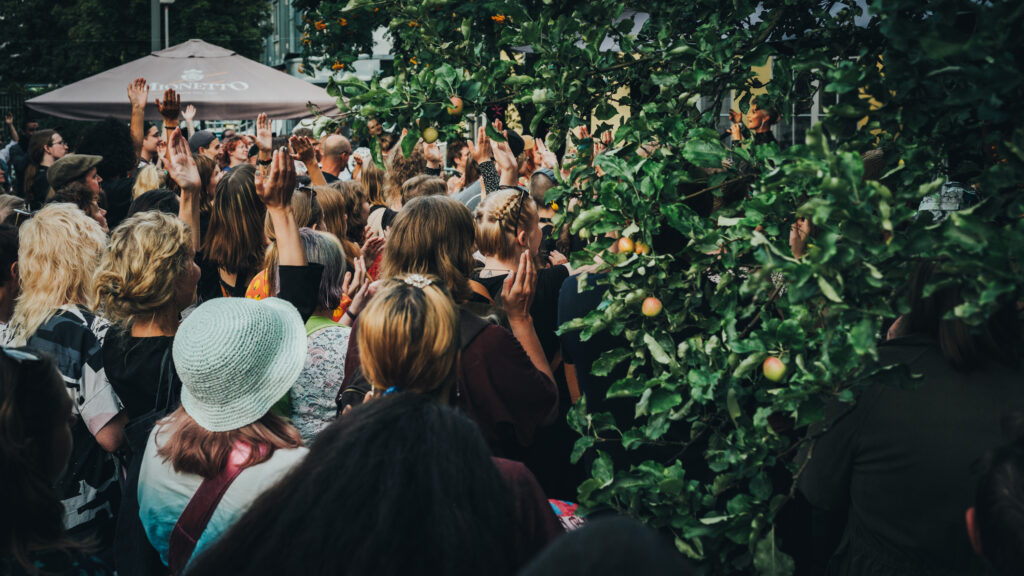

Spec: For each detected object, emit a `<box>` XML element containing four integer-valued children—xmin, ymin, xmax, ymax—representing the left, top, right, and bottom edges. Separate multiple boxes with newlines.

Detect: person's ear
<box><xmin>965</xmin><ymin>507</ymin><xmax>983</xmax><ymax>556</ymax></box>
<box><xmin>10</xmin><ymin>261</ymin><xmax>17</xmax><ymax>281</ymax></box>
<box><xmin>516</xmin><ymin>229</ymin><xmax>529</xmax><ymax>248</ymax></box>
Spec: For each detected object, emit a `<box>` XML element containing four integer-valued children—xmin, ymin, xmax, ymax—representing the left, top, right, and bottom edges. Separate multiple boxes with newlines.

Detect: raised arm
<box><xmin>289</xmin><ymin>135</ymin><xmax>326</xmax><ymax>186</ymax></box>
<box><xmin>255</xmin><ymin>112</ymin><xmax>274</xmax><ymax>165</ymax></box>
<box><xmin>256</xmin><ymin>147</ymin><xmax>304</xmax><ymax>266</ymax></box>
<box><xmin>4</xmin><ymin>113</ymin><xmax>18</xmax><ymax>144</ymax></box>
<box><xmin>165</xmin><ymin>128</ymin><xmax>202</xmax><ymax>251</ymax></box>
<box><xmin>156</xmin><ymin>88</ymin><xmax>181</xmax><ymax>141</ymax></box>
<box><xmin>127</xmin><ymin>78</ymin><xmax>149</xmax><ymax>162</ymax></box>
<box><xmin>182</xmin><ymin>104</ymin><xmax>197</xmax><ymax>139</ymax></box>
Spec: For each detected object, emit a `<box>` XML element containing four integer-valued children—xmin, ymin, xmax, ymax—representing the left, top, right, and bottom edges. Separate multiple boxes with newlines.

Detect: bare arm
<box><xmin>4</xmin><ymin>113</ymin><xmax>18</xmax><ymax>144</ymax></box>
<box><xmin>165</xmin><ymin>128</ymin><xmax>202</xmax><ymax>251</ymax></box>
<box><xmin>95</xmin><ymin>412</ymin><xmax>128</xmax><ymax>453</ymax></box>
<box><xmin>156</xmin><ymin>88</ymin><xmax>180</xmax><ymax>141</ymax></box>
<box><xmin>127</xmin><ymin>78</ymin><xmax>149</xmax><ymax>162</ymax></box>
<box><xmin>257</xmin><ymin>147</ymin><xmax>304</xmax><ymax>266</ymax></box>
<box><xmin>289</xmin><ymin>135</ymin><xmax>326</xmax><ymax>187</ymax></box>
<box><xmin>182</xmin><ymin>104</ymin><xmax>197</xmax><ymax>139</ymax></box>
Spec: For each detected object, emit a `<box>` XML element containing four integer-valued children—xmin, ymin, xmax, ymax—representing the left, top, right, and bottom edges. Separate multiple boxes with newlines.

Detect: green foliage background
<box><xmin>0</xmin><ymin>0</ymin><xmax>272</xmax><ymax>90</ymax></box>
<box><xmin>300</xmin><ymin>0</ymin><xmax>1023</xmax><ymax>573</ymax></box>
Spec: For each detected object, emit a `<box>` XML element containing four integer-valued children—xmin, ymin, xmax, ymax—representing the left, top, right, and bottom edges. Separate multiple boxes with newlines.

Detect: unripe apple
<box><xmin>617</xmin><ymin>237</ymin><xmax>635</xmax><ymax>254</ymax></box>
<box><xmin>447</xmin><ymin>96</ymin><xmax>463</xmax><ymax>116</ymax></box>
<box><xmin>762</xmin><ymin>356</ymin><xmax>787</xmax><ymax>382</ymax></box>
<box><xmin>422</xmin><ymin>126</ymin><xmax>439</xmax><ymax>143</ymax></box>
<box><xmin>641</xmin><ymin>297</ymin><xmax>663</xmax><ymax>317</ymax></box>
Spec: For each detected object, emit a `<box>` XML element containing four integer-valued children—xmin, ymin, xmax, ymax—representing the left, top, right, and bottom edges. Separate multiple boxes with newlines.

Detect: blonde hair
<box><xmin>474</xmin><ymin>188</ymin><xmax>537</xmax><ymax>262</ymax></box>
<box><xmin>400</xmin><ymin>175</ymin><xmax>447</xmax><ymax>205</ymax></box>
<box><xmin>357</xmin><ymin>276</ymin><xmax>460</xmax><ymax>397</ymax></box>
<box><xmin>93</xmin><ymin>211</ymin><xmax>193</xmax><ymax>328</ymax></box>
<box><xmin>9</xmin><ymin>204</ymin><xmax>108</xmax><ymax>343</ymax></box>
<box><xmin>132</xmin><ymin>165</ymin><xmax>166</xmax><ymax>199</ymax></box>
<box><xmin>381</xmin><ymin>196</ymin><xmax>476</xmax><ymax>302</ymax></box>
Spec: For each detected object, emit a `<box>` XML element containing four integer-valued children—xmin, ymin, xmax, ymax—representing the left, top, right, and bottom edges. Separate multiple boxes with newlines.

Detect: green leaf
<box><xmin>592</xmin><ymin>452</ymin><xmax>614</xmax><ymax>487</ymax></box>
<box><xmin>643</xmin><ymin>333</ymin><xmax>673</xmax><ymax>365</ymax></box>
<box><xmin>817</xmin><ymin>276</ymin><xmax>843</xmax><ymax>303</ymax></box>
<box><xmin>485</xmin><ymin>123</ymin><xmax>507</xmax><ymax>142</ymax></box>
<box><xmin>753</xmin><ymin>530</ymin><xmax>795</xmax><ymax>576</ymax></box>
<box><xmin>570</xmin><ymin>436</ymin><xmax>594</xmax><ymax>464</ymax></box>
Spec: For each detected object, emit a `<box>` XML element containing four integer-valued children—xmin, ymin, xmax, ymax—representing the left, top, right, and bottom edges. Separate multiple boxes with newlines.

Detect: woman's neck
<box><xmin>480</xmin><ymin>253</ymin><xmax>519</xmax><ymax>275</ymax></box>
<box><xmin>313</xmin><ymin>307</ymin><xmax>334</xmax><ymax>320</ymax></box>
<box><xmin>41</xmin><ymin>155</ymin><xmax>56</xmax><ymax>167</ymax></box>
<box><xmin>131</xmin><ymin>308</ymin><xmax>180</xmax><ymax>337</ymax></box>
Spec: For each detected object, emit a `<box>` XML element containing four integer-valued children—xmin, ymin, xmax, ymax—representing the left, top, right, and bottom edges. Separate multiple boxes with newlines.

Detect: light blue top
<box><xmin>138</xmin><ymin>420</ymin><xmax>307</xmax><ymax>568</ymax></box>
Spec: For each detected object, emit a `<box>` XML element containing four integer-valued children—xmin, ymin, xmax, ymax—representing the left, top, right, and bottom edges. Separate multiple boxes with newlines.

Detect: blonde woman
<box><xmin>94</xmin><ymin>211</ymin><xmax>200</xmax><ymax>455</ymax></box>
<box><xmin>340</xmin><ymin>196</ymin><xmax>557</xmax><ymax>459</ymax></box>
<box><xmin>132</xmin><ymin>164</ymin><xmax>166</xmax><ymax>199</ymax></box>
<box><xmin>474</xmin><ymin>188</ymin><xmax>571</xmax><ymax>362</ymax></box>
<box><xmin>7</xmin><ymin>203</ymin><xmax>126</xmax><ymax>553</ymax></box>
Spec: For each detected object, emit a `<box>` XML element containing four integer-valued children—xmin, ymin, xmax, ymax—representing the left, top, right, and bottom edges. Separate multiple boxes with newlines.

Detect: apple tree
<box><xmin>299</xmin><ymin>0</ymin><xmax>1024</xmax><ymax>573</ymax></box>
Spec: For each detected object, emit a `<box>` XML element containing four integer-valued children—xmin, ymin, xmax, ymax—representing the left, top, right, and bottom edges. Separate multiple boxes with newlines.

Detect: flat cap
<box><xmin>48</xmin><ymin>154</ymin><xmax>103</xmax><ymax>190</ymax></box>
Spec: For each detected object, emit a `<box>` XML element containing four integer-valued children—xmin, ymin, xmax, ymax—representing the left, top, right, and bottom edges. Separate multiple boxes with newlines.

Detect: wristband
<box><xmin>257</xmin><ymin>158</ymin><xmax>272</xmax><ymax>167</ymax></box>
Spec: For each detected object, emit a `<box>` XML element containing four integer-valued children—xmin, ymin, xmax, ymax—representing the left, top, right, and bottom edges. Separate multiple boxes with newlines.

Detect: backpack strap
<box><xmin>167</xmin><ymin>447</ymin><xmax>250</xmax><ymax>575</ymax></box>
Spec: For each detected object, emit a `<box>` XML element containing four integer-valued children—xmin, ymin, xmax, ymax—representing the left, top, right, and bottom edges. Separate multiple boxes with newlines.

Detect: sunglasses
<box><xmin>2</xmin><ymin>347</ymin><xmax>42</xmax><ymax>365</ymax></box>
<box><xmin>11</xmin><ymin>208</ymin><xmax>31</xmax><ymax>227</ymax></box>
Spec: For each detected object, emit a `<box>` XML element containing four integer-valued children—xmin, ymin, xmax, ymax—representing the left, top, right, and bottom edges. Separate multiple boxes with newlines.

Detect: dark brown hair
<box><xmin>201</xmin><ymin>164</ymin><xmax>266</xmax><ymax>277</ymax></box>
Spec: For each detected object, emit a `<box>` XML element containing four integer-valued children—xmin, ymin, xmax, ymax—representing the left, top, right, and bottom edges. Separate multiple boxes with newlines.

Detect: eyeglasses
<box><xmin>297</xmin><ymin>185</ymin><xmax>318</xmax><ymax>199</ymax></box>
<box><xmin>11</xmin><ymin>208</ymin><xmax>31</xmax><ymax>227</ymax></box>
<box><xmin>2</xmin><ymin>347</ymin><xmax>42</xmax><ymax>365</ymax></box>
<box><xmin>49</xmin><ymin>139</ymin><xmax>67</xmax><ymax>148</ymax></box>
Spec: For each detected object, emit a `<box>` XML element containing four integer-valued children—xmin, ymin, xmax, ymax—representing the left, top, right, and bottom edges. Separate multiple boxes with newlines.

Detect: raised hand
<box><xmin>4</xmin><ymin>112</ymin><xmax>13</xmax><ymax>125</ymax></box>
<box><xmin>254</xmin><ymin>147</ymin><xmax>297</xmax><ymax>210</ymax></box>
<box><xmin>466</xmin><ymin>125</ymin><xmax>492</xmax><ymax>164</ymax></box>
<box><xmin>491</xmin><ymin>137</ymin><xmax>518</xmax><ymax>177</ymax></box>
<box><xmin>127</xmin><ymin>78</ymin><xmax>149</xmax><ymax>110</ymax></box>
<box><xmin>182</xmin><ymin>104</ymin><xmax>197</xmax><ymax>122</ymax></box>
<box><xmin>361</xmin><ymin>227</ymin><xmax>386</xmax><ymax>262</ymax></box>
<box><xmin>341</xmin><ymin>255</ymin><xmax>367</xmax><ymax>298</ymax></box>
<box><xmin>155</xmin><ymin>89</ymin><xmax>180</xmax><ymax>125</ymax></box>
<box><xmin>288</xmin><ymin>135</ymin><xmax>316</xmax><ymax>164</ymax></box>
<box><xmin>255</xmin><ymin>112</ymin><xmax>273</xmax><ymax>153</ymax></box>
<box><xmin>500</xmin><ymin>251</ymin><xmax>537</xmax><ymax>322</ymax></box>
<box><xmin>164</xmin><ymin>128</ymin><xmax>200</xmax><ymax>193</ymax></box>
<box><xmin>423</xmin><ymin>140</ymin><xmax>442</xmax><ymax>168</ymax></box>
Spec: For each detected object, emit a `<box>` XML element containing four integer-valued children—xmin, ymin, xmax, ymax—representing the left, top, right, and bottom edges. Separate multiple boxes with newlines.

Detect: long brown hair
<box><xmin>194</xmin><ymin>155</ymin><xmax>218</xmax><ymax>216</ymax></box>
<box><xmin>1</xmin><ymin>349</ymin><xmax>87</xmax><ymax>571</ymax></box>
<box><xmin>334</xmin><ymin>180</ymin><xmax>368</xmax><ymax>245</ymax></box>
<box><xmin>381</xmin><ymin>196</ymin><xmax>476</xmax><ymax>302</ymax></box>
<box><xmin>317</xmin><ymin>185</ymin><xmax>361</xmax><ymax>263</ymax></box>
<box><xmin>201</xmin><ymin>164</ymin><xmax>266</xmax><ymax>278</ymax></box>
<box><xmin>155</xmin><ymin>407</ymin><xmax>302</xmax><ymax>479</ymax></box>
<box><xmin>360</xmin><ymin>160</ymin><xmax>388</xmax><ymax>206</ymax></box>
<box><xmin>22</xmin><ymin>130</ymin><xmax>56</xmax><ymax>203</ymax></box>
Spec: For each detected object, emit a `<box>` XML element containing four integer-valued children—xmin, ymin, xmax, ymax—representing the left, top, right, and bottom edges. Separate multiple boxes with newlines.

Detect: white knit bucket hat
<box><xmin>173</xmin><ymin>297</ymin><xmax>306</xmax><ymax>432</ymax></box>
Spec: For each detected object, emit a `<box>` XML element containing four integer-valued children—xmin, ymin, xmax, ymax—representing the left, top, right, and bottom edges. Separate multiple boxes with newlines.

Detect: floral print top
<box><xmin>290</xmin><ymin>318</ymin><xmax>350</xmax><ymax>444</ymax></box>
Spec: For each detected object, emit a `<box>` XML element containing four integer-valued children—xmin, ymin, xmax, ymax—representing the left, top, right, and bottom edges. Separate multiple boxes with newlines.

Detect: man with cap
<box><xmin>189</xmin><ymin>130</ymin><xmax>221</xmax><ymax>161</ymax></box>
<box><xmin>48</xmin><ymin>154</ymin><xmax>108</xmax><ymax>232</ymax></box>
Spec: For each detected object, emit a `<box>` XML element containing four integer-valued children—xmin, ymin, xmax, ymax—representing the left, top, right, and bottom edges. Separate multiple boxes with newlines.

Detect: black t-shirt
<box><xmin>195</xmin><ymin>251</ymin><xmax>253</xmax><ymax>303</ymax></box>
<box><xmin>103</xmin><ymin>330</ymin><xmax>179</xmax><ymax>422</ymax></box>
<box><xmin>101</xmin><ymin>176</ymin><xmax>135</xmax><ymax>230</ymax></box>
<box><xmin>474</xmin><ymin>265</ymin><xmax>569</xmax><ymax>360</ymax></box>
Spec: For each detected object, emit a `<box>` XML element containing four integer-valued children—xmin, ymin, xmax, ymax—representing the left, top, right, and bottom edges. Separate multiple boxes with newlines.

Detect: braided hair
<box><xmin>474</xmin><ymin>188</ymin><xmax>536</xmax><ymax>262</ymax></box>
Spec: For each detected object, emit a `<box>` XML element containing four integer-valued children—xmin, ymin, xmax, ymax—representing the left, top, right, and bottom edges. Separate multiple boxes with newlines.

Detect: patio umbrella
<box><xmin>26</xmin><ymin>39</ymin><xmax>339</xmax><ymax>121</ymax></box>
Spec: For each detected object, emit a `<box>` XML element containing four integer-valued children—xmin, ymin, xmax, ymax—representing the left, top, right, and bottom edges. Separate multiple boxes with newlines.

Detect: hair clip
<box><xmin>402</xmin><ymin>274</ymin><xmax>433</xmax><ymax>289</ymax></box>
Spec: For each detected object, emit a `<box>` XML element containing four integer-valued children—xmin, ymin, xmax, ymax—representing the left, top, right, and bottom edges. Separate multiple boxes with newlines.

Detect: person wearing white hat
<box><xmin>134</xmin><ymin>131</ymin><xmax>323</xmax><ymax>574</ymax></box>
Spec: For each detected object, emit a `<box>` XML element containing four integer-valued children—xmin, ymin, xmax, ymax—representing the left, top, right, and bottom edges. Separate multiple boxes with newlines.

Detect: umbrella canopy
<box><xmin>26</xmin><ymin>39</ymin><xmax>339</xmax><ymax>121</ymax></box>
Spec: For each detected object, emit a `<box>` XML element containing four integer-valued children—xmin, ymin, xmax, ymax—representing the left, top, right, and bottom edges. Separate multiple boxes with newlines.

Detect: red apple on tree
<box><xmin>447</xmin><ymin>96</ymin><xmax>464</xmax><ymax>116</ymax></box>
<box><xmin>617</xmin><ymin>237</ymin><xmax>635</xmax><ymax>253</ymax></box>
<box><xmin>642</xmin><ymin>297</ymin><xmax>663</xmax><ymax>317</ymax></box>
<box><xmin>762</xmin><ymin>356</ymin><xmax>787</xmax><ymax>382</ymax></box>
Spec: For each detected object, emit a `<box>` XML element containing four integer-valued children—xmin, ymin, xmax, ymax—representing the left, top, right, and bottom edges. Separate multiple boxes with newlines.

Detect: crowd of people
<box><xmin>0</xmin><ymin>76</ymin><xmax>1020</xmax><ymax>576</ymax></box>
